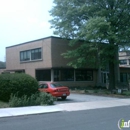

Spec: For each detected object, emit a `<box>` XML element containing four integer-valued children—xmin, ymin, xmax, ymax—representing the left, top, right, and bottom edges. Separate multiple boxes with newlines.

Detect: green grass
<box><xmin>0</xmin><ymin>101</ymin><xmax>9</xmax><ymax>108</ymax></box>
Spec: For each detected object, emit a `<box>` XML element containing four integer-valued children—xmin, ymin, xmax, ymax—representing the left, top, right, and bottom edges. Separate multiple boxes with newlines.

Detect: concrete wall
<box><xmin>51</xmin><ymin>38</ymin><xmax>72</xmax><ymax>67</ymax></box>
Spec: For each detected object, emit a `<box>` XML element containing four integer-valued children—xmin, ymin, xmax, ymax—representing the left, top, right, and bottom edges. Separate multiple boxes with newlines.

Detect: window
<box><xmin>50</xmin><ymin>83</ymin><xmax>63</xmax><ymax>88</ymax></box>
<box><xmin>75</xmin><ymin>70</ymin><xmax>93</xmax><ymax>81</ymax></box>
<box><xmin>31</xmin><ymin>48</ymin><xmax>41</xmax><ymax>60</ymax></box>
<box><xmin>20</xmin><ymin>48</ymin><xmax>41</xmax><ymax>62</ymax></box>
<box><xmin>54</xmin><ymin>69</ymin><xmax>74</xmax><ymax>81</ymax></box>
<box><xmin>20</xmin><ymin>50</ymin><xmax>30</xmax><ymax>61</ymax></box>
<box><xmin>39</xmin><ymin>84</ymin><xmax>48</xmax><ymax>89</ymax></box>
<box><xmin>36</xmin><ymin>70</ymin><xmax>51</xmax><ymax>81</ymax></box>
<box><xmin>54</xmin><ymin>69</ymin><xmax>93</xmax><ymax>81</ymax></box>
<box><xmin>120</xmin><ymin>60</ymin><xmax>127</xmax><ymax>65</ymax></box>
<box><xmin>120</xmin><ymin>73</ymin><xmax>127</xmax><ymax>82</ymax></box>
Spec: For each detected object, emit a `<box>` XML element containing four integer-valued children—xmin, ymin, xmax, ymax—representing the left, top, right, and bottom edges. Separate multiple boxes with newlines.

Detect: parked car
<box><xmin>38</xmin><ymin>82</ymin><xmax>70</xmax><ymax>100</ymax></box>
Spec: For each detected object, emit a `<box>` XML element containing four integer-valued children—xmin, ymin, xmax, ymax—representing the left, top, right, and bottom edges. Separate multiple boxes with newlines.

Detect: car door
<box><xmin>39</xmin><ymin>84</ymin><xmax>44</xmax><ymax>92</ymax></box>
<box><xmin>43</xmin><ymin>84</ymin><xmax>49</xmax><ymax>93</ymax></box>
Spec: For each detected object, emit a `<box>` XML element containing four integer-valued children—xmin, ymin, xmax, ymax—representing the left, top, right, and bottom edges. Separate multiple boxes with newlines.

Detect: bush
<box><xmin>0</xmin><ymin>73</ymin><xmax>38</xmax><ymax>102</ymax></box>
<box><xmin>9</xmin><ymin>92</ymin><xmax>56</xmax><ymax>107</ymax></box>
<box><xmin>40</xmin><ymin>92</ymin><xmax>56</xmax><ymax>105</ymax></box>
<box><xmin>93</xmin><ymin>89</ymin><xmax>98</xmax><ymax>93</ymax></box>
<box><xmin>122</xmin><ymin>91</ymin><xmax>130</xmax><ymax>96</ymax></box>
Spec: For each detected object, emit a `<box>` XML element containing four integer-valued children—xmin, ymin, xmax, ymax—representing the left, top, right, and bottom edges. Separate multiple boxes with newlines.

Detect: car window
<box><xmin>44</xmin><ymin>84</ymin><xmax>48</xmax><ymax>88</ymax></box>
<box><xmin>39</xmin><ymin>84</ymin><xmax>44</xmax><ymax>88</ymax></box>
<box><xmin>39</xmin><ymin>84</ymin><xmax>48</xmax><ymax>89</ymax></box>
<box><xmin>50</xmin><ymin>83</ymin><xmax>63</xmax><ymax>88</ymax></box>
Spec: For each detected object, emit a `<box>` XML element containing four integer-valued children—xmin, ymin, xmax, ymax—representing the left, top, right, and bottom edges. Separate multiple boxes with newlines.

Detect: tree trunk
<box><xmin>114</xmin><ymin>45</ymin><xmax>120</xmax><ymax>85</ymax></box>
<box><xmin>108</xmin><ymin>45</ymin><xmax>120</xmax><ymax>92</ymax></box>
<box><xmin>109</xmin><ymin>61</ymin><xmax>115</xmax><ymax>91</ymax></box>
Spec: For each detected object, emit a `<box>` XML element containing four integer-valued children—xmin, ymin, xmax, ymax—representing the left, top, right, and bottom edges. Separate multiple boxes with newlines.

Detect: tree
<box><xmin>49</xmin><ymin>0</ymin><xmax>130</xmax><ymax>91</ymax></box>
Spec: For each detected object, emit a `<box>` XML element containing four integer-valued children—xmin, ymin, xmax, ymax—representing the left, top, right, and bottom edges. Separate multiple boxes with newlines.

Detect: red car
<box><xmin>38</xmin><ymin>82</ymin><xmax>70</xmax><ymax>100</ymax></box>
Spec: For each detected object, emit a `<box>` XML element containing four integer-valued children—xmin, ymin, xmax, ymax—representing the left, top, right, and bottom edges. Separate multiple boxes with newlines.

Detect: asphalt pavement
<box><xmin>1</xmin><ymin>106</ymin><xmax>130</xmax><ymax>130</ymax></box>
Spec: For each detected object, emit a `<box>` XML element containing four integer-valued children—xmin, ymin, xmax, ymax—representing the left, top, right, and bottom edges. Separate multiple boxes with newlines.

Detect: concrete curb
<box><xmin>0</xmin><ymin>106</ymin><xmax>64</xmax><ymax>118</ymax></box>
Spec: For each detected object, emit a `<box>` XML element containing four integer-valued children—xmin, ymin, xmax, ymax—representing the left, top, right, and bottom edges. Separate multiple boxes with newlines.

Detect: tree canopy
<box><xmin>49</xmin><ymin>0</ymin><xmax>130</xmax><ymax>90</ymax></box>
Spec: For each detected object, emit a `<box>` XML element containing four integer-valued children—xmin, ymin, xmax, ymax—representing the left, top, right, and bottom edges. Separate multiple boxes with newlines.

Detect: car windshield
<box><xmin>50</xmin><ymin>83</ymin><xmax>63</xmax><ymax>88</ymax></box>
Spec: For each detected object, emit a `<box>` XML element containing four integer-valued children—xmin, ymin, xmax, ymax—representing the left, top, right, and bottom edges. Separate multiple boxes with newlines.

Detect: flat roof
<box><xmin>6</xmin><ymin>36</ymin><xmax>62</xmax><ymax>48</ymax></box>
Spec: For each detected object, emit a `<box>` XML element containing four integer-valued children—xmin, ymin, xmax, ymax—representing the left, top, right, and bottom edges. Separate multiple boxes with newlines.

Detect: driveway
<box><xmin>55</xmin><ymin>93</ymin><xmax>120</xmax><ymax>104</ymax></box>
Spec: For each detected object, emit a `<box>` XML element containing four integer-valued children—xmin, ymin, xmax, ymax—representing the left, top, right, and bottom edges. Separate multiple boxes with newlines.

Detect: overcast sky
<box><xmin>0</xmin><ymin>0</ymin><xmax>56</xmax><ymax>61</ymax></box>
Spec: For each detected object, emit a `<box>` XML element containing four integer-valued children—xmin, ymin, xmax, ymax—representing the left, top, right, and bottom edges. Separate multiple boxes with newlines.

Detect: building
<box><xmin>119</xmin><ymin>51</ymin><xmax>130</xmax><ymax>82</ymax></box>
<box><xmin>6</xmin><ymin>36</ymin><xmax>99</xmax><ymax>88</ymax></box>
<box><xmin>5</xmin><ymin>36</ymin><xmax>130</xmax><ymax>88</ymax></box>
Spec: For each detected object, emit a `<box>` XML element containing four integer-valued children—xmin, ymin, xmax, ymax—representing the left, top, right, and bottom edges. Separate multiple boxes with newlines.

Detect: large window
<box><xmin>120</xmin><ymin>73</ymin><xmax>128</xmax><ymax>82</ymax></box>
<box><xmin>54</xmin><ymin>69</ymin><xmax>93</xmax><ymax>81</ymax></box>
<box><xmin>36</xmin><ymin>70</ymin><xmax>51</xmax><ymax>81</ymax></box>
<box><xmin>75</xmin><ymin>70</ymin><xmax>93</xmax><ymax>81</ymax></box>
<box><xmin>20</xmin><ymin>48</ymin><xmax>41</xmax><ymax>62</ymax></box>
<box><xmin>54</xmin><ymin>69</ymin><xmax>74</xmax><ymax>81</ymax></box>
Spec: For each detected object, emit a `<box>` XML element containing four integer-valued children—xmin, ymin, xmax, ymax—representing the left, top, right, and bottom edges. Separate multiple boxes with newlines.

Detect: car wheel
<box><xmin>61</xmin><ymin>96</ymin><xmax>67</xmax><ymax>100</ymax></box>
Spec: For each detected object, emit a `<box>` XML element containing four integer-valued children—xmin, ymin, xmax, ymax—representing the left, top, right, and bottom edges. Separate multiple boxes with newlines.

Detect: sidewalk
<box><xmin>0</xmin><ymin>99</ymin><xmax>130</xmax><ymax>118</ymax></box>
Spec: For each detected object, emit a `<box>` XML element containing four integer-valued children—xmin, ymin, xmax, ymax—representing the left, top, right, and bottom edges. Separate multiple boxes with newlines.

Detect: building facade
<box><xmin>119</xmin><ymin>51</ymin><xmax>130</xmax><ymax>82</ymax></box>
<box><xmin>6</xmin><ymin>36</ymin><xmax>98</xmax><ymax>88</ymax></box>
<box><xmin>5</xmin><ymin>36</ymin><xmax>130</xmax><ymax>88</ymax></box>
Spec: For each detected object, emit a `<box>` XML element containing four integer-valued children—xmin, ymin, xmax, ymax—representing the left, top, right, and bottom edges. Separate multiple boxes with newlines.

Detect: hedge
<box><xmin>0</xmin><ymin>73</ymin><xmax>38</xmax><ymax>102</ymax></box>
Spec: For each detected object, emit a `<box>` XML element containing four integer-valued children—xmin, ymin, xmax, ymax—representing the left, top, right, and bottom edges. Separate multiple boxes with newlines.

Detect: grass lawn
<box><xmin>0</xmin><ymin>101</ymin><xmax>9</xmax><ymax>108</ymax></box>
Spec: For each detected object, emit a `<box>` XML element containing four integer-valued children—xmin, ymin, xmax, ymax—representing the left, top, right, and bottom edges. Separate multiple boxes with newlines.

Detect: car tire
<box><xmin>61</xmin><ymin>96</ymin><xmax>67</xmax><ymax>100</ymax></box>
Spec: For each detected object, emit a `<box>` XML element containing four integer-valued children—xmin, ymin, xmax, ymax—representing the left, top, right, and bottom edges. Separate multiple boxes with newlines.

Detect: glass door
<box><xmin>101</xmin><ymin>72</ymin><xmax>109</xmax><ymax>84</ymax></box>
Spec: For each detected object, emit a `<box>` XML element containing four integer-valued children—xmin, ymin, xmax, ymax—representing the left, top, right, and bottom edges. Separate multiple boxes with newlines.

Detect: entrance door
<box><xmin>101</xmin><ymin>72</ymin><xmax>109</xmax><ymax>84</ymax></box>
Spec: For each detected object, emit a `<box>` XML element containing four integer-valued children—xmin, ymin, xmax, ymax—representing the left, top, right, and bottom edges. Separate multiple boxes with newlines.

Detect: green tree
<box><xmin>49</xmin><ymin>0</ymin><xmax>130</xmax><ymax>91</ymax></box>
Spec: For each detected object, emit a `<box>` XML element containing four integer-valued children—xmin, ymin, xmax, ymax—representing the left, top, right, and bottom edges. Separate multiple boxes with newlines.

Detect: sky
<box><xmin>0</xmin><ymin>0</ymin><xmax>56</xmax><ymax>62</ymax></box>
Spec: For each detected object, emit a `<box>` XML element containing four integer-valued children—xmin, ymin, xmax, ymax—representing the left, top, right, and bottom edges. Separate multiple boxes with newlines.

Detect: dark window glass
<box><xmin>54</xmin><ymin>69</ymin><xmax>74</xmax><ymax>81</ymax></box>
<box><xmin>54</xmin><ymin>69</ymin><xmax>93</xmax><ymax>81</ymax></box>
<box><xmin>39</xmin><ymin>84</ymin><xmax>48</xmax><ymax>89</ymax></box>
<box><xmin>20</xmin><ymin>52</ymin><xmax>24</xmax><ymax>61</ymax></box>
<box><xmin>36</xmin><ymin>70</ymin><xmax>51</xmax><ymax>81</ymax></box>
<box><xmin>31</xmin><ymin>48</ymin><xmax>41</xmax><ymax>60</ymax></box>
<box><xmin>50</xmin><ymin>83</ymin><xmax>63</xmax><ymax>88</ymax></box>
<box><xmin>20</xmin><ymin>48</ymin><xmax>41</xmax><ymax>61</ymax></box>
<box><xmin>31</xmin><ymin>50</ymin><xmax>35</xmax><ymax>60</ymax></box>
<box><xmin>120</xmin><ymin>73</ymin><xmax>127</xmax><ymax>82</ymax></box>
<box><xmin>75</xmin><ymin>70</ymin><xmax>93</xmax><ymax>81</ymax></box>
<box><xmin>20</xmin><ymin>50</ymin><xmax>30</xmax><ymax>61</ymax></box>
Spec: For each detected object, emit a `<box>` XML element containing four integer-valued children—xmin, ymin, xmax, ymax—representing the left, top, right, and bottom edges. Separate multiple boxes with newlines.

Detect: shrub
<box><xmin>122</xmin><ymin>91</ymin><xmax>130</xmax><ymax>96</ymax></box>
<box><xmin>104</xmin><ymin>90</ymin><xmax>110</xmax><ymax>95</ymax></box>
<box><xmin>84</xmin><ymin>89</ymin><xmax>89</xmax><ymax>93</ymax></box>
<box><xmin>9</xmin><ymin>92</ymin><xmax>55</xmax><ymax>107</ymax></box>
<box><xmin>39</xmin><ymin>92</ymin><xmax>56</xmax><ymax>105</ymax></box>
<box><xmin>0</xmin><ymin>73</ymin><xmax>38</xmax><ymax>102</ymax></box>
<box><xmin>93</xmin><ymin>89</ymin><xmax>98</xmax><ymax>93</ymax></box>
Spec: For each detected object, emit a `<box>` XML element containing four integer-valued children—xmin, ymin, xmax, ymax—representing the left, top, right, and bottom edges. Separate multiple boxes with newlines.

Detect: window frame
<box><xmin>119</xmin><ymin>59</ymin><xmax>127</xmax><ymax>65</ymax></box>
<box><xmin>54</xmin><ymin>69</ymin><xmax>93</xmax><ymax>82</ymax></box>
<box><xmin>20</xmin><ymin>48</ymin><xmax>42</xmax><ymax>62</ymax></box>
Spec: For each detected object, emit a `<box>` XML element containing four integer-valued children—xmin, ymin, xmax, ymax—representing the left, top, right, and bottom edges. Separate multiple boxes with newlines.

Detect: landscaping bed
<box><xmin>70</xmin><ymin>89</ymin><xmax>130</xmax><ymax>98</ymax></box>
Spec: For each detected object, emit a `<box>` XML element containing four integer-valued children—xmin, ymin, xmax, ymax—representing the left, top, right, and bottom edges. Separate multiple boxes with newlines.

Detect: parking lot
<box><xmin>55</xmin><ymin>93</ymin><xmax>120</xmax><ymax>104</ymax></box>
